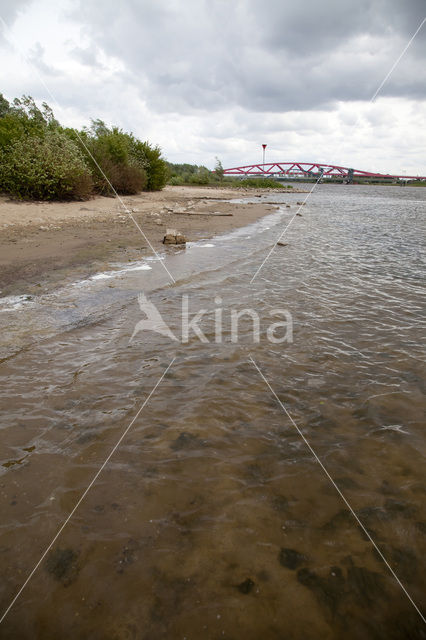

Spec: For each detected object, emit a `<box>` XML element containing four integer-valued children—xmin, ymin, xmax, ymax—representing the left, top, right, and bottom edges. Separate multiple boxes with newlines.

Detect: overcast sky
<box><xmin>0</xmin><ymin>0</ymin><xmax>425</xmax><ymax>174</ymax></box>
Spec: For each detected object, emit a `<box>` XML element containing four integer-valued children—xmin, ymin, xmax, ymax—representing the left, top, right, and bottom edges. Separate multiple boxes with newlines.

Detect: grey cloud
<box><xmin>0</xmin><ymin>0</ymin><xmax>32</xmax><ymax>25</ymax></box>
<box><xmin>0</xmin><ymin>0</ymin><xmax>33</xmax><ymax>44</ymax></box>
<box><xmin>69</xmin><ymin>44</ymin><xmax>105</xmax><ymax>68</ymax></box>
<box><xmin>28</xmin><ymin>42</ymin><xmax>60</xmax><ymax>76</ymax></box>
<box><xmin>252</xmin><ymin>0</ymin><xmax>426</xmax><ymax>56</ymax></box>
<box><xmin>66</xmin><ymin>0</ymin><xmax>426</xmax><ymax>115</ymax></box>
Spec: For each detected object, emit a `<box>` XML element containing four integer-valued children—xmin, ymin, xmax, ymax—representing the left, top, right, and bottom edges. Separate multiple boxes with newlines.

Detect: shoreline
<box><xmin>0</xmin><ymin>185</ymin><xmax>306</xmax><ymax>297</ymax></box>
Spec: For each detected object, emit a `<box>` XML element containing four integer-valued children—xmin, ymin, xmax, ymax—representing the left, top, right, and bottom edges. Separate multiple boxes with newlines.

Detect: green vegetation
<box><xmin>0</xmin><ymin>94</ymin><xmax>293</xmax><ymax>200</ymax></box>
<box><xmin>0</xmin><ymin>93</ymin><xmax>168</xmax><ymax>200</ymax></box>
<box><xmin>64</xmin><ymin>120</ymin><xmax>148</xmax><ymax>196</ymax></box>
<box><xmin>214</xmin><ymin>157</ymin><xmax>224</xmax><ymax>182</ymax></box>
<box><xmin>167</xmin><ymin>161</ymin><xmax>292</xmax><ymax>189</ymax></box>
<box><xmin>406</xmin><ymin>180</ymin><xmax>426</xmax><ymax>187</ymax></box>
<box><xmin>139</xmin><ymin>141</ymin><xmax>169</xmax><ymax>191</ymax></box>
<box><xmin>167</xmin><ymin>162</ymin><xmax>211</xmax><ymax>185</ymax></box>
<box><xmin>0</xmin><ymin>130</ymin><xmax>93</xmax><ymax>200</ymax></box>
<box><xmin>239</xmin><ymin>177</ymin><xmax>290</xmax><ymax>189</ymax></box>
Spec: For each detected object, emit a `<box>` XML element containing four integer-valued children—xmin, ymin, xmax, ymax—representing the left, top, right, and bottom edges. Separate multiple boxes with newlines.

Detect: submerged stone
<box><xmin>170</xmin><ymin>432</ymin><xmax>200</xmax><ymax>451</ymax></box>
<box><xmin>297</xmin><ymin>566</ymin><xmax>345</xmax><ymax>614</ymax></box>
<box><xmin>271</xmin><ymin>495</ymin><xmax>289</xmax><ymax>512</ymax></box>
<box><xmin>45</xmin><ymin>547</ymin><xmax>78</xmax><ymax>584</ymax></box>
<box><xmin>278</xmin><ymin>548</ymin><xmax>306</xmax><ymax>570</ymax></box>
<box><xmin>357</xmin><ymin>505</ymin><xmax>392</xmax><ymax>523</ymax></box>
<box><xmin>415</xmin><ymin>521</ymin><xmax>426</xmax><ymax>535</ymax></box>
<box><xmin>346</xmin><ymin>565</ymin><xmax>387</xmax><ymax>606</ymax></box>
<box><xmin>237</xmin><ymin>578</ymin><xmax>255</xmax><ymax>594</ymax></box>
<box><xmin>334</xmin><ymin>476</ymin><xmax>360</xmax><ymax>490</ymax></box>
<box><xmin>116</xmin><ymin>539</ymin><xmax>139</xmax><ymax>574</ymax></box>
<box><xmin>322</xmin><ymin>508</ymin><xmax>352</xmax><ymax>531</ymax></box>
<box><xmin>389</xmin><ymin>546</ymin><xmax>418</xmax><ymax>581</ymax></box>
<box><xmin>384</xmin><ymin>498</ymin><xmax>417</xmax><ymax>518</ymax></box>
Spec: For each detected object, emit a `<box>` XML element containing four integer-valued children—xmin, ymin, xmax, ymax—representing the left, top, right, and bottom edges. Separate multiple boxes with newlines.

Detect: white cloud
<box><xmin>0</xmin><ymin>0</ymin><xmax>425</xmax><ymax>174</ymax></box>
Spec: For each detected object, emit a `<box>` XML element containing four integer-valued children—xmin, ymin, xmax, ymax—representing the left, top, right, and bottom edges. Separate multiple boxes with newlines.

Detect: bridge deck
<box><xmin>222</xmin><ymin>162</ymin><xmax>426</xmax><ymax>181</ymax></box>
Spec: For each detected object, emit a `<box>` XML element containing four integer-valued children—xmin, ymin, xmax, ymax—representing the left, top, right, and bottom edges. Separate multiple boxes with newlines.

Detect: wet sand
<box><xmin>0</xmin><ymin>185</ymin><xmax>304</xmax><ymax>296</ymax></box>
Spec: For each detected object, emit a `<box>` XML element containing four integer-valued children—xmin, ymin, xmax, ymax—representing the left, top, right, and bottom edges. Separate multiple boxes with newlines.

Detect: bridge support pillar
<box><xmin>346</xmin><ymin>168</ymin><xmax>354</xmax><ymax>184</ymax></box>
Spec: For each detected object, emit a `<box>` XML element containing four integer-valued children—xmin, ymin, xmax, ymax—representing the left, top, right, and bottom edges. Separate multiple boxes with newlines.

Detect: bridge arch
<box><xmin>221</xmin><ymin>162</ymin><xmax>425</xmax><ymax>181</ymax></box>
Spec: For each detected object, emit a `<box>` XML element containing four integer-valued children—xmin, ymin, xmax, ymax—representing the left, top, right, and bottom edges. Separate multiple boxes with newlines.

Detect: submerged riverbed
<box><xmin>0</xmin><ymin>184</ymin><xmax>425</xmax><ymax>639</ymax></box>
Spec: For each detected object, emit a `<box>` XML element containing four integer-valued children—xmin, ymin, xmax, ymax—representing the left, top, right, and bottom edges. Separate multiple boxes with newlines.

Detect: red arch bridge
<box><xmin>221</xmin><ymin>162</ymin><xmax>426</xmax><ymax>182</ymax></box>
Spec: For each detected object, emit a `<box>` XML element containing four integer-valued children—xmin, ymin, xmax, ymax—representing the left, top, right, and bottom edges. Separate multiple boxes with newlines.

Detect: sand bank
<box><xmin>0</xmin><ymin>185</ymin><xmax>304</xmax><ymax>296</ymax></box>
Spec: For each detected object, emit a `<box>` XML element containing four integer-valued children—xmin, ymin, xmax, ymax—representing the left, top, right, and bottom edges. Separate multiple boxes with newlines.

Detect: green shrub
<box><xmin>0</xmin><ymin>95</ymin><xmax>59</xmax><ymax>149</ymax></box>
<box><xmin>136</xmin><ymin>141</ymin><xmax>168</xmax><ymax>191</ymax></box>
<box><xmin>407</xmin><ymin>180</ymin><xmax>426</xmax><ymax>187</ymax></box>
<box><xmin>70</xmin><ymin>121</ymin><xmax>148</xmax><ymax>195</ymax></box>
<box><xmin>72</xmin><ymin>122</ymin><xmax>145</xmax><ymax>196</ymax></box>
<box><xmin>0</xmin><ymin>113</ymin><xmax>29</xmax><ymax>148</ymax></box>
<box><xmin>165</xmin><ymin>162</ymin><xmax>297</xmax><ymax>189</ymax></box>
<box><xmin>241</xmin><ymin>177</ymin><xmax>284</xmax><ymax>189</ymax></box>
<box><xmin>166</xmin><ymin>162</ymin><xmax>199</xmax><ymax>185</ymax></box>
<box><xmin>214</xmin><ymin>157</ymin><xmax>224</xmax><ymax>182</ymax></box>
<box><xmin>93</xmin><ymin>155</ymin><xmax>147</xmax><ymax>195</ymax></box>
<box><xmin>169</xmin><ymin>175</ymin><xmax>184</xmax><ymax>186</ymax></box>
<box><xmin>0</xmin><ymin>130</ymin><xmax>93</xmax><ymax>200</ymax></box>
<box><xmin>189</xmin><ymin>167</ymin><xmax>210</xmax><ymax>185</ymax></box>
<box><xmin>0</xmin><ymin>93</ymin><xmax>10</xmax><ymax>118</ymax></box>
<box><xmin>0</xmin><ymin>95</ymin><xmax>168</xmax><ymax>199</ymax></box>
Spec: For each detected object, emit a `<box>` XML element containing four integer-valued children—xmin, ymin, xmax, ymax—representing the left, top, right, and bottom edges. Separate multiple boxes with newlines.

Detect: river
<box><xmin>0</xmin><ymin>184</ymin><xmax>425</xmax><ymax>639</ymax></box>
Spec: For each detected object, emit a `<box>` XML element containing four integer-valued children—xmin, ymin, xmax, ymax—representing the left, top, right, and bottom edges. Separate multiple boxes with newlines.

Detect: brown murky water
<box><xmin>0</xmin><ymin>185</ymin><xmax>425</xmax><ymax>639</ymax></box>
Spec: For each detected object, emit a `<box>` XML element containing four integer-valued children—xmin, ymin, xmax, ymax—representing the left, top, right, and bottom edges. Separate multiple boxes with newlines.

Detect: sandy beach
<box><xmin>0</xmin><ymin>185</ymin><xmax>306</xmax><ymax>296</ymax></box>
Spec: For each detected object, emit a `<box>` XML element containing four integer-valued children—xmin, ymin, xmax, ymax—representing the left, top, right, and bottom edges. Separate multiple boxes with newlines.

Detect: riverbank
<box><xmin>0</xmin><ymin>185</ymin><xmax>307</xmax><ymax>297</ymax></box>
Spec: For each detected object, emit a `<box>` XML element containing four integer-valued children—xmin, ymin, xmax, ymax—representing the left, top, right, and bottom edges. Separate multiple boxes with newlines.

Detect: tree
<box><xmin>72</xmin><ymin>122</ymin><xmax>148</xmax><ymax>195</ymax></box>
<box><xmin>0</xmin><ymin>93</ymin><xmax>10</xmax><ymax>118</ymax></box>
<box><xmin>137</xmin><ymin>141</ymin><xmax>168</xmax><ymax>191</ymax></box>
<box><xmin>214</xmin><ymin>156</ymin><xmax>224</xmax><ymax>182</ymax></box>
<box><xmin>0</xmin><ymin>93</ymin><xmax>168</xmax><ymax>199</ymax></box>
<box><xmin>0</xmin><ymin>129</ymin><xmax>93</xmax><ymax>200</ymax></box>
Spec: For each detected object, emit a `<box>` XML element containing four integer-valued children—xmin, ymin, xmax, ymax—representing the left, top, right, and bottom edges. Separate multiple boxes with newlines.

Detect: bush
<box><xmin>74</xmin><ymin>121</ymin><xmax>148</xmax><ymax>196</ymax></box>
<box><xmin>241</xmin><ymin>177</ymin><xmax>285</xmax><ymax>189</ymax></box>
<box><xmin>214</xmin><ymin>157</ymin><xmax>224</xmax><ymax>182</ymax></box>
<box><xmin>136</xmin><ymin>141</ymin><xmax>168</xmax><ymax>191</ymax></box>
<box><xmin>189</xmin><ymin>167</ymin><xmax>210</xmax><ymax>185</ymax></box>
<box><xmin>167</xmin><ymin>162</ymin><xmax>213</xmax><ymax>186</ymax></box>
<box><xmin>169</xmin><ymin>175</ymin><xmax>184</xmax><ymax>186</ymax></box>
<box><xmin>0</xmin><ymin>93</ymin><xmax>10</xmax><ymax>118</ymax></box>
<box><xmin>0</xmin><ymin>95</ymin><xmax>169</xmax><ymax>199</ymax></box>
<box><xmin>94</xmin><ymin>156</ymin><xmax>147</xmax><ymax>195</ymax></box>
<box><xmin>166</xmin><ymin>162</ymin><xmax>198</xmax><ymax>184</ymax></box>
<box><xmin>0</xmin><ymin>130</ymin><xmax>93</xmax><ymax>200</ymax></box>
<box><xmin>0</xmin><ymin>95</ymin><xmax>58</xmax><ymax>149</ymax></box>
<box><xmin>407</xmin><ymin>180</ymin><xmax>426</xmax><ymax>187</ymax></box>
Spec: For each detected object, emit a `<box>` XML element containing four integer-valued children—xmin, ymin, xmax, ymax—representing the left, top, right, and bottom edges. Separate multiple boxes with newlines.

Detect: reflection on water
<box><xmin>0</xmin><ymin>185</ymin><xmax>425</xmax><ymax>638</ymax></box>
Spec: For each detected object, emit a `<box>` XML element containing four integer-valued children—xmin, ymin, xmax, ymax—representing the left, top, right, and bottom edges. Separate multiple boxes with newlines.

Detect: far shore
<box><xmin>0</xmin><ymin>185</ymin><xmax>308</xmax><ymax>297</ymax></box>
